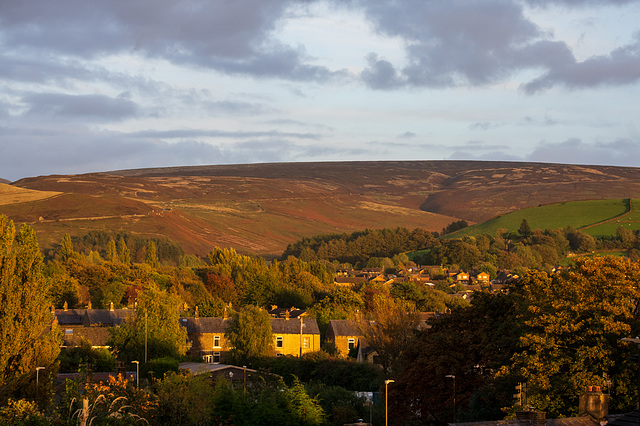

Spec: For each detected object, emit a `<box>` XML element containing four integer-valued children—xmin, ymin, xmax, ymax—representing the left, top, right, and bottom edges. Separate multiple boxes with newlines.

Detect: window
<box><xmin>276</xmin><ymin>336</ymin><xmax>283</xmax><ymax>348</ymax></box>
<box><xmin>213</xmin><ymin>352</ymin><xmax>221</xmax><ymax>363</ymax></box>
<box><xmin>303</xmin><ymin>336</ymin><xmax>310</xmax><ymax>349</ymax></box>
<box><xmin>203</xmin><ymin>355</ymin><xmax>212</xmax><ymax>363</ymax></box>
<box><xmin>348</xmin><ymin>338</ymin><xmax>355</xmax><ymax>350</ymax></box>
<box><xmin>213</xmin><ymin>335</ymin><xmax>220</xmax><ymax>348</ymax></box>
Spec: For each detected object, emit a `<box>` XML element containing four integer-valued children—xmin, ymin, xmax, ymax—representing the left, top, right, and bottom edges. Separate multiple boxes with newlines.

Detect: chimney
<box><xmin>63</xmin><ymin>301</ymin><xmax>68</xmax><ymax>311</ymax></box>
<box><xmin>579</xmin><ymin>386</ymin><xmax>609</xmax><ymax>421</ymax></box>
<box><xmin>516</xmin><ymin>410</ymin><xmax>546</xmax><ymax>426</ymax></box>
<box><xmin>195</xmin><ymin>305</ymin><xmax>199</xmax><ymax>319</ymax></box>
<box><xmin>285</xmin><ymin>310</ymin><xmax>290</xmax><ymax>320</ymax></box>
<box><xmin>87</xmin><ymin>301</ymin><xmax>92</xmax><ymax>310</ymax></box>
<box><xmin>109</xmin><ymin>301</ymin><xmax>114</xmax><ymax>311</ymax></box>
<box><xmin>223</xmin><ymin>307</ymin><xmax>228</xmax><ymax>320</ymax></box>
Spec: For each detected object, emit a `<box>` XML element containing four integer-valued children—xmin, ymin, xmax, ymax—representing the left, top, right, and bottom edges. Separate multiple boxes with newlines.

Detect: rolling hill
<box><xmin>5</xmin><ymin>161</ymin><xmax>640</xmax><ymax>257</ymax></box>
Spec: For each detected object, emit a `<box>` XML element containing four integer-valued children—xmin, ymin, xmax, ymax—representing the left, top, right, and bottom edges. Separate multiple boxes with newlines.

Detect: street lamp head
<box><xmin>36</xmin><ymin>367</ymin><xmax>45</xmax><ymax>371</ymax></box>
<box><xmin>446</xmin><ymin>375</ymin><xmax>455</xmax><ymax>379</ymax></box>
<box><xmin>385</xmin><ymin>379</ymin><xmax>395</xmax><ymax>385</ymax></box>
<box><xmin>132</xmin><ymin>360</ymin><xmax>139</xmax><ymax>365</ymax></box>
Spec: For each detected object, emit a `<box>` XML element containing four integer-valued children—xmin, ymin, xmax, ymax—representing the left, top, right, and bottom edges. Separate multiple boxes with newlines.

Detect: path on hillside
<box><xmin>580</xmin><ymin>198</ymin><xmax>633</xmax><ymax>230</ymax></box>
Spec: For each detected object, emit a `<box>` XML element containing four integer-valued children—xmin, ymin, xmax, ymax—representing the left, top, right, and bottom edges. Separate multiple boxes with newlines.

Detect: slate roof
<box><xmin>271</xmin><ymin>318</ymin><xmax>320</xmax><ymax>335</ymax></box>
<box><xmin>327</xmin><ymin>319</ymin><xmax>360</xmax><ymax>337</ymax></box>
<box><xmin>83</xmin><ymin>309</ymin><xmax>131</xmax><ymax>326</ymax></box>
<box><xmin>179</xmin><ymin>317</ymin><xmax>230</xmax><ymax>334</ymax></box>
<box><xmin>55</xmin><ymin>309</ymin><xmax>86</xmax><ymax>325</ymax></box>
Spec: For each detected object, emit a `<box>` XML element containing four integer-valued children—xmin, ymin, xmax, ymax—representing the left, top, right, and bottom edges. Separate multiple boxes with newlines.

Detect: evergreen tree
<box><xmin>518</xmin><ymin>219</ymin><xmax>531</xmax><ymax>237</ymax></box>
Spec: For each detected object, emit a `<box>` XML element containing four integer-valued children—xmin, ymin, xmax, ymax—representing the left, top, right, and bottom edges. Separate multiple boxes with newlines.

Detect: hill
<box><xmin>7</xmin><ymin>160</ymin><xmax>640</xmax><ymax>257</ymax></box>
<box><xmin>445</xmin><ymin>198</ymin><xmax>639</xmax><ymax>238</ymax></box>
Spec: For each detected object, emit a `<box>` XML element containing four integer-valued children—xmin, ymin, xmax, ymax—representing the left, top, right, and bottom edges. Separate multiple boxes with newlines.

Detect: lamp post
<box><xmin>35</xmin><ymin>367</ymin><xmax>45</xmax><ymax>402</ymax></box>
<box><xmin>243</xmin><ymin>365</ymin><xmax>247</xmax><ymax>394</ymax></box>
<box><xmin>385</xmin><ymin>379</ymin><xmax>394</xmax><ymax>426</ymax></box>
<box><xmin>446</xmin><ymin>375</ymin><xmax>456</xmax><ymax>424</ymax></box>
<box><xmin>132</xmin><ymin>361</ymin><xmax>139</xmax><ymax>389</ymax></box>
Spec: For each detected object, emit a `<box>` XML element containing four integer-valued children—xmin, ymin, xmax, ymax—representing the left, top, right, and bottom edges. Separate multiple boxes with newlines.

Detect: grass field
<box><xmin>446</xmin><ymin>199</ymin><xmax>632</xmax><ymax>238</ymax></box>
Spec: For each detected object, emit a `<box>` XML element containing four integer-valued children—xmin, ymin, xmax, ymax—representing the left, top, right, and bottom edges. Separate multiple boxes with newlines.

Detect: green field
<box><xmin>446</xmin><ymin>198</ymin><xmax>635</xmax><ymax>238</ymax></box>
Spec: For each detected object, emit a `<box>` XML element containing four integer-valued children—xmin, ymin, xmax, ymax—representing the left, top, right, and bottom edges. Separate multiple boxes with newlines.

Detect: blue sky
<box><xmin>1</xmin><ymin>0</ymin><xmax>639</xmax><ymax>181</ymax></box>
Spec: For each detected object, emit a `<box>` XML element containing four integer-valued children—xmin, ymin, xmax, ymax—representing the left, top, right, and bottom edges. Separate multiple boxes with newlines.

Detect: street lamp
<box><xmin>132</xmin><ymin>361</ymin><xmax>139</xmax><ymax>389</ymax></box>
<box><xmin>385</xmin><ymin>379</ymin><xmax>395</xmax><ymax>426</ymax></box>
<box><xmin>446</xmin><ymin>375</ymin><xmax>456</xmax><ymax>423</ymax></box>
<box><xmin>35</xmin><ymin>367</ymin><xmax>45</xmax><ymax>402</ymax></box>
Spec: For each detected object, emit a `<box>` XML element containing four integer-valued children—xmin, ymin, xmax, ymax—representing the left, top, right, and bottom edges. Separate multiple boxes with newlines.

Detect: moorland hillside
<box><xmin>7</xmin><ymin>161</ymin><xmax>640</xmax><ymax>256</ymax></box>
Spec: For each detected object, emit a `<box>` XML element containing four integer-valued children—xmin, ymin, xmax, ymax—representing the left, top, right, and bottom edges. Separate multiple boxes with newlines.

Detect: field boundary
<box><xmin>580</xmin><ymin>198</ymin><xmax>632</xmax><ymax>230</ymax></box>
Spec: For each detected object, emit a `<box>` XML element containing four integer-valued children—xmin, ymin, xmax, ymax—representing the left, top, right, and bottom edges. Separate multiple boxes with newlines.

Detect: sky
<box><xmin>1</xmin><ymin>0</ymin><xmax>639</xmax><ymax>181</ymax></box>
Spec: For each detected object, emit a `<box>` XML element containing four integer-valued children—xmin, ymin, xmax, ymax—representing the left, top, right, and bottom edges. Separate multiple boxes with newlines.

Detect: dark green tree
<box><xmin>518</xmin><ymin>219</ymin><xmax>531</xmax><ymax>237</ymax></box>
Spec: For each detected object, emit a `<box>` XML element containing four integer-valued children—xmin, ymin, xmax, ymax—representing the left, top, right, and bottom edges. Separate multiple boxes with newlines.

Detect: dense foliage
<box><xmin>392</xmin><ymin>256</ymin><xmax>640</xmax><ymax>423</ymax></box>
<box><xmin>282</xmin><ymin>227</ymin><xmax>438</xmax><ymax>265</ymax></box>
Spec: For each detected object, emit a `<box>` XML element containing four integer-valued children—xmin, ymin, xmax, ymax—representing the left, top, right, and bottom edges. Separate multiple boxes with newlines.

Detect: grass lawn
<box><xmin>446</xmin><ymin>199</ymin><xmax>630</xmax><ymax>238</ymax></box>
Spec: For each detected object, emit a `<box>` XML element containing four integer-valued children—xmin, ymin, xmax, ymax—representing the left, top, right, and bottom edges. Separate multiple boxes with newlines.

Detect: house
<box><xmin>474</xmin><ymin>271</ymin><xmax>491</xmax><ymax>284</ymax></box>
<box><xmin>455</xmin><ymin>271</ymin><xmax>470</xmax><ymax>284</ymax></box>
<box><xmin>271</xmin><ymin>317</ymin><xmax>320</xmax><ymax>357</ymax></box>
<box><xmin>180</xmin><ymin>316</ymin><xmax>231</xmax><ymax>363</ymax></box>
<box><xmin>325</xmin><ymin>320</ymin><xmax>361</xmax><ymax>357</ymax></box>
<box><xmin>53</xmin><ymin>303</ymin><xmax>132</xmax><ymax>348</ymax></box>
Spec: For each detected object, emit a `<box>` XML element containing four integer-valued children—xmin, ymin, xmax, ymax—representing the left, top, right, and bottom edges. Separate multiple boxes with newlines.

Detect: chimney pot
<box><xmin>588</xmin><ymin>386</ymin><xmax>593</xmax><ymax>392</ymax></box>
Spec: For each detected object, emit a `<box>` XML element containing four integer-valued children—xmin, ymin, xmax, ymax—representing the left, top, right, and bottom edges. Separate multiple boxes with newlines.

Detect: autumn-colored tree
<box><xmin>0</xmin><ymin>216</ymin><xmax>61</xmax><ymax>401</ymax></box>
<box><xmin>506</xmin><ymin>256</ymin><xmax>640</xmax><ymax>417</ymax></box>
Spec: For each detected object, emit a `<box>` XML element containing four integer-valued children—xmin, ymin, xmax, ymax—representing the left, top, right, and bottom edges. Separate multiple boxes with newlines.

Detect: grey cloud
<box><xmin>398</xmin><ymin>131</ymin><xmax>417</xmax><ymax>139</ymax></box>
<box><xmin>0</xmin><ymin>0</ymin><xmax>343</xmax><ymax>82</ymax></box>
<box><xmin>358</xmin><ymin>0</ymin><xmax>554</xmax><ymax>88</ymax></box>
<box><xmin>354</xmin><ymin>0</ymin><xmax>638</xmax><ymax>91</ymax></box>
<box><xmin>525</xmin><ymin>138</ymin><xmax>640</xmax><ymax>166</ymax></box>
<box><xmin>130</xmin><ymin>128</ymin><xmax>322</xmax><ymax>140</ymax></box>
<box><xmin>522</xmin><ymin>37</ymin><xmax>640</xmax><ymax>93</ymax></box>
<box><xmin>22</xmin><ymin>93</ymin><xmax>138</xmax><ymax>121</ymax></box>
<box><xmin>0</xmin><ymin>123</ymin><xmax>329</xmax><ymax>181</ymax></box>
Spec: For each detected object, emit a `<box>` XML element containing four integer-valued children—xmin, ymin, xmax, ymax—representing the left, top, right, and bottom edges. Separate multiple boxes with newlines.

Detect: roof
<box><xmin>608</xmin><ymin>410</ymin><xmax>639</xmax><ymax>426</ymax></box>
<box><xmin>179</xmin><ymin>317</ymin><xmax>230</xmax><ymax>334</ymax></box>
<box><xmin>179</xmin><ymin>362</ymin><xmax>257</xmax><ymax>375</ymax></box>
<box><xmin>271</xmin><ymin>318</ymin><xmax>320</xmax><ymax>335</ymax></box>
<box><xmin>83</xmin><ymin>309</ymin><xmax>131</xmax><ymax>326</ymax></box>
<box><xmin>55</xmin><ymin>309</ymin><xmax>86</xmax><ymax>325</ymax></box>
<box><xmin>327</xmin><ymin>319</ymin><xmax>361</xmax><ymax>337</ymax></box>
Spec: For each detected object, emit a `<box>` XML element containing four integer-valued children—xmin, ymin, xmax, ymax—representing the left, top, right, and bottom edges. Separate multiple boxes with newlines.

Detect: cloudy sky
<box><xmin>1</xmin><ymin>0</ymin><xmax>639</xmax><ymax>181</ymax></box>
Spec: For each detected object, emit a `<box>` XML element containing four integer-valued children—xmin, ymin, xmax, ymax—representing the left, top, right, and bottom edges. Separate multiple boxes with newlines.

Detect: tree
<box><xmin>60</xmin><ymin>233</ymin><xmax>76</xmax><ymax>262</ymax></box>
<box><xmin>118</xmin><ymin>236</ymin><xmax>131</xmax><ymax>265</ymax></box>
<box><xmin>0</xmin><ymin>216</ymin><xmax>61</xmax><ymax>400</ymax></box>
<box><xmin>225</xmin><ymin>305</ymin><xmax>274</xmax><ymax>363</ymax></box>
<box><xmin>506</xmin><ymin>256</ymin><xmax>640</xmax><ymax>417</ymax></box>
<box><xmin>518</xmin><ymin>219</ymin><xmax>531</xmax><ymax>237</ymax></box>
<box><xmin>106</xmin><ymin>238</ymin><xmax>118</xmax><ymax>263</ymax></box>
<box><xmin>108</xmin><ymin>285</ymin><xmax>188</xmax><ymax>363</ymax></box>
<box><xmin>145</xmin><ymin>241</ymin><xmax>159</xmax><ymax>269</ymax></box>
<box><xmin>357</xmin><ymin>295</ymin><xmax>419</xmax><ymax>375</ymax></box>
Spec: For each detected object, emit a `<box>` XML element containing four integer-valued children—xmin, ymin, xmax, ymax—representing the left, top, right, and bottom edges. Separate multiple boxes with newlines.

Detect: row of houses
<box><xmin>335</xmin><ymin>266</ymin><xmax>517</xmax><ymax>288</ymax></box>
<box><xmin>52</xmin><ymin>304</ymin><xmax>376</xmax><ymax>364</ymax></box>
